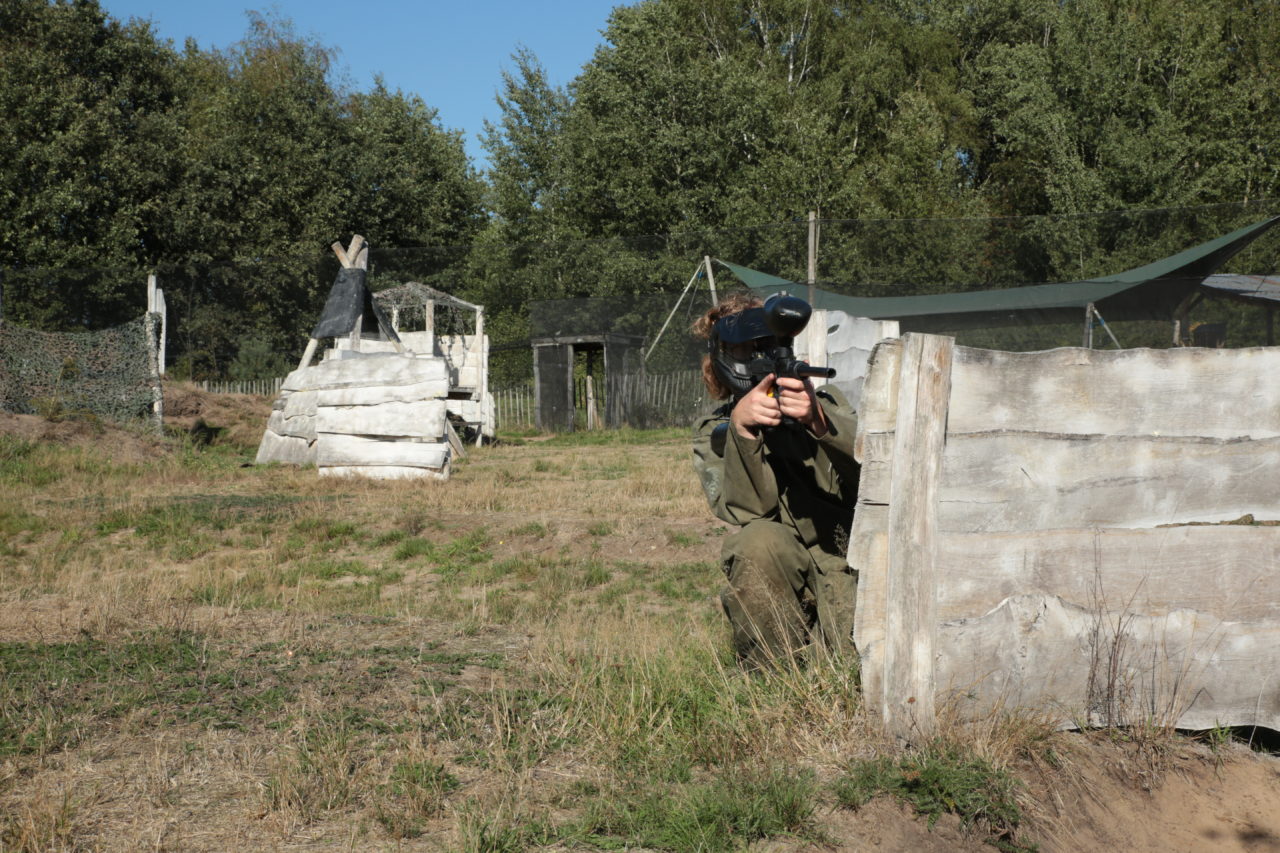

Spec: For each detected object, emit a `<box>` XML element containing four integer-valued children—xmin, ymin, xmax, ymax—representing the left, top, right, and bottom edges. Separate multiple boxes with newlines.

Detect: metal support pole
<box><xmin>703</xmin><ymin>255</ymin><xmax>718</xmax><ymax>306</ymax></box>
<box><xmin>645</xmin><ymin>265</ymin><xmax>702</xmax><ymax>361</ymax></box>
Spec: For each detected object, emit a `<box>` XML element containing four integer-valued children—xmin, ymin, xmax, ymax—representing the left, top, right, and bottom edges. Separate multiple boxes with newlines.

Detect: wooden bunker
<box><xmin>850</xmin><ymin>335</ymin><xmax>1280</xmax><ymax>740</ymax></box>
<box><xmin>255</xmin><ymin>236</ymin><xmax>491</xmax><ymax>479</ymax></box>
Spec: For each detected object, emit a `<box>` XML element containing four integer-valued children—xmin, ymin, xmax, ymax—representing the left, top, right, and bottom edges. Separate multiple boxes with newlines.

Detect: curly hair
<box><xmin>691</xmin><ymin>291</ymin><xmax>763</xmax><ymax>400</ymax></box>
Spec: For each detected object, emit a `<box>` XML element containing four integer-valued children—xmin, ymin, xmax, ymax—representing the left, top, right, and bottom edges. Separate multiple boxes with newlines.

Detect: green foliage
<box><xmin>0</xmin><ymin>435</ymin><xmax>59</xmax><ymax>487</ymax></box>
<box><xmin>509</xmin><ymin>521</ymin><xmax>548</xmax><ymax>538</ymax></box>
<box><xmin>96</xmin><ymin>493</ymin><xmax>298</xmax><ymax>560</ymax></box>
<box><xmin>0</xmin><ymin>2</ymin><xmax>481</xmax><ymax>381</ymax></box>
<box><xmin>541</xmin><ymin>427</ymin><xmax>687</xmax><ymax>447</ymax></box>
<box><xmin>0</xmin><ymin>0</ymin><xmax>182</xmax><ymax>322</ymax></box>
<box><xmin>376</xmin><ymin>759</ymin><xmax>460</xmax><ymax>839</ymax></box>
<box><xmin>228</xmin><ymin>338</ymin><xmax>292</xmax><ymax>381</ymax></box>
<box><xmin>6</xmin><ymin>0</ymin><xmax>1280</xmax><ymax>384</ymax></box>
<box><xmin>834</xmin><ymin>746</ymin><xmax>1034</xmax><ymax>852</ymax></box>
<box><xmin>393</xmin><ymin>537</ymin><xmax>436</xmax><ymax>561</ymax></box>
<box><xmin>579</xmin><ymin>767</ymin><xmax>820</xmax><ymax>851</ymax></box>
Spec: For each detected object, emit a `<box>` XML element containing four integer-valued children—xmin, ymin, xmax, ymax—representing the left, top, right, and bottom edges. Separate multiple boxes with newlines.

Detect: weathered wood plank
<box><xmin>850</xmin><ymin>504</ymin><xmax>889</xmax><ymax>711</ymax></box>
<box><xmin>852</xmin><ymin>338</ymin><xmax>1280</xmax><ymax>735</ymax></box>
<box><xmin>949</xmin><ymin>345</ymin><xmax>1280</xmax><ymax>439</ymax></box>
<box><xmin>935</xmin><ymin>525</ymin><xmax>1280</xmax><ymax>624</ymax></box>
<box><xmin>848</xmin><ymin>334</ymin><xmax>900</xmax><ymax>717</ymax></box>
<box><xmin>255</xmin><ymin>431</ymin><xmax>314</xmax><ymax>466</ymax></box>
<box><xmin>934</xmin><ymin>593</ymin><xmax>1280</xmax><ymax>731</ymax></box>
<box><xmin>267</xmin><ymin>410</ymin><xmax>317</xmax><ymax>442</ymax></box>
<box><xmin>313</xmin><ymin>378</ymin><xmax>450</xmax><ymax>407</ymax></box>
<box><xmin>315</xmin><ymin>434</ymin><xmax>449</xmax><ymax>468</ymax></box>
<box><xmin>282</xmin><ymin>390</ymin><xmax>318</xmax><ymax>419</ymax></box>
<box><xmin>281</xmin><ymin>356</ymin><xmax>448</xmax><ymax>393</ymax></box>
<box><xmin>940</xmin><ymin>432</ymin><xmax>1280</xmax><ymax>531</ymax></box>
<box><xmin>856</xmin><ymin>431</ymin><xmax>1280</xmax><ymax>530</ymax></box>
<box><xmin>853</xmin><ymin>338</ymin><xmax>901</xmax><ymax>464</ymax></box>
<box><xmin>881</xmin><ymin>333</ymin><xmax>954</xmax><ymax>741</ymax></box>
<box><xmin>314</xmin><ymin>400</ymin><xmax>448</xmax><ymax>439</ymax></box>
<box><xmin>319</xmin><ymin>464</ymin><xmax>449</xmax><ymax>481</ymax></box>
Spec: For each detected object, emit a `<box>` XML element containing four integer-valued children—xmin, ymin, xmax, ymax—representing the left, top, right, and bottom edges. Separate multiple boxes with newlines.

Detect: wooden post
<box><xmin>475</xmin><ymin>308</ymin><xmax>487</xmax><ymax>444</ymax></box>
<box><xmin>1083</xmin><ymin>303</ymin><xmax>1095</xmax><ymax>349</ymax></box>
<box><xmin>881</xmin><ymin>333</ymin><xmax>954</xmax><ymax>742</ymax></box>
<box><xmin>146</xmin><ymin>294</ymin><xmax>164</xmax><ymax>427</ymax></box>
<box><xmin>425</xmin><ymin>300</ymin><xmax>436</xmax><ymax>355</ymax></box>
<box><xmin>585</xmin><ymin>349</ymin><xmax>599</xmax><ymax>430</ymax></box>
<box><xmin>297</xmin><ymin>338</ymin><xmax>320</xmax><ymax>371</ymax></box>
<box><xmin>147</xmin><ymin>274</ymin><xmax>167</xmax><ymax>376</ymax></box>
<box><xmin>807</xmin><ymin>210</ymin><xmax>819</xmax><ymax>307</ymax></box>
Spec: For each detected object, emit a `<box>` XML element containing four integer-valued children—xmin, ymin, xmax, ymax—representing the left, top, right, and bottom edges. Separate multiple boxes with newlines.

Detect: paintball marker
<box><xmin>747</xmin><ymin>294</ymin><xmax>837</xmax><ymax>389</ymax></box>
<box><xmin>709</xmin><ymin>294</ymin><xmax>836</xmax><ymax>454</ymax></box>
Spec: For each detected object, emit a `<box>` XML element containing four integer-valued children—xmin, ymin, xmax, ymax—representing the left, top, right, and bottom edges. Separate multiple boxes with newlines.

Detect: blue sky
<box><xmin>99</xmin><ymin>1</ymin><xmax>623</xmax><ymax>169</ymax></box>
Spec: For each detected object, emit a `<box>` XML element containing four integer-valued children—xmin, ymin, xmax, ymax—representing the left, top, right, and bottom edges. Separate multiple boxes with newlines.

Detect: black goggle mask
<box><xmin>709</xmin><ymin>307</ymin><xmax>774</xmax><ymax>399</ymax></box>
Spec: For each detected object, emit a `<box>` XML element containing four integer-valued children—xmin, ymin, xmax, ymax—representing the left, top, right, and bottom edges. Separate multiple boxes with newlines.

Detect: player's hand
<box><xmin>774</xmin><ymin>375</ymin><xmax>828</xmax><ymax>437</ymax></box>
<box><xmin>730</xmin><ymin>374</ymin><xmax>782</xmax><ymax>438</ymax></box>
<box><xmin>730</xmin><ymin>375</ymin><xmax>828</xmax><ymax>439</ymax></box>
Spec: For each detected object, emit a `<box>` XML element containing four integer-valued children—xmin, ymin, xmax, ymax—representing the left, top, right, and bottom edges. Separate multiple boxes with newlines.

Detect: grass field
<box><xmin>0</xmin><ymin>409</ymin><xmax>1273</xmax><ymax>852</ymax></box>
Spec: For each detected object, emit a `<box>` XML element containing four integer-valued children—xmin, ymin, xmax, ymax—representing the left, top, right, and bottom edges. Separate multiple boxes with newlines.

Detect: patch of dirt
<box><xmin>1024</xmin><ymin>737</ymin><xmax>1280</xmax><ymax>853</ymax></box>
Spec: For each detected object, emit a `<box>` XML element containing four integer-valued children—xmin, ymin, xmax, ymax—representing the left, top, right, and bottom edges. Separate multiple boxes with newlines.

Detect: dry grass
<box><xmin>5</xmin><ymin>412</ymin><xmax>1264</xmax><ymax>851</ymax></box>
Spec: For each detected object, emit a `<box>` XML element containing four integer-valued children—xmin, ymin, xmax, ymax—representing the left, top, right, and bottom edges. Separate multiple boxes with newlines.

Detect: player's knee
<box><xmin>723</xmin><ymin>521</ymin><xmax>798</xmax><ymax>577</ymax></box>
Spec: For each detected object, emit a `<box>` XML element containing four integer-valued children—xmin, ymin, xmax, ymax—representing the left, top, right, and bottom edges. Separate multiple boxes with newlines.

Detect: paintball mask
<box><xmin>709</xmin><ymin>306</ymin><xmax>774</xmax><ymax>399</ymax></box>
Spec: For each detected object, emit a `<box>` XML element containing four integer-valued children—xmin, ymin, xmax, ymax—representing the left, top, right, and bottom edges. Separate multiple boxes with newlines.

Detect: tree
<box><xmin>0</xmin><ymin>0</ymin><xmax>183</xmax><ymax>326</ymax></box>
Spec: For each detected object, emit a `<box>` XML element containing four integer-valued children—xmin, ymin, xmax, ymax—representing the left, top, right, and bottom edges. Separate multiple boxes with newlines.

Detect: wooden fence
<box><xmin>198</xmin><ymin>377</ymin><xmax>285</xmax><ymax>396</ymax></box>
<box><xmin>852</xmin><ymin>334</ymin><xmax>1280</xmax><ymax>741</ymax></box>
<box><xmin>495</xmin><ymin>369</ymin><xmax>705</xmax><ymax>431</ymax></box>
<box><xmin>198</xmin><ymin>370</ymin><xmax>705</xmax><ymax>432</ymax></box>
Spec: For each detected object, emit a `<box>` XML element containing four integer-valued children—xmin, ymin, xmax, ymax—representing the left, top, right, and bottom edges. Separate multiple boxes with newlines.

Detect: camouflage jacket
<box><xmin>691</xmin><ymin>385</ymin><xmax>862</xmax><ymax>564</ymax></box>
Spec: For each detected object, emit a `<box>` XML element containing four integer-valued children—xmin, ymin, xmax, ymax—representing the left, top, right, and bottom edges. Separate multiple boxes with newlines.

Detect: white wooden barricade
<box><xmin>852</xmin><ymin>336</ymin><xmax>1280</xmax><ymax>741</ymax></box>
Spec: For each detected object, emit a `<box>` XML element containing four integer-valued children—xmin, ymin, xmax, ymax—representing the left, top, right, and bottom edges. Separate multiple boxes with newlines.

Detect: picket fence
<box><xmin>195</xmin><ymin>370</ymin><xmax>706</xmax><ymax>432</ymax></box>
<box><xmin>496</xmin><ymin>369</ymin><xmax>706</xmax><ymax>430</ymax></box>
<box><xmin>197</xmin><ymin>377</ymin><xmax>286</xmax><ymax>396</ymax></box>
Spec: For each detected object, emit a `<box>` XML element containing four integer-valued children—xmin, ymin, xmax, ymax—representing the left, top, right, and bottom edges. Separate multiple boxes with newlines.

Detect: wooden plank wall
<box><xmin>800</xmin><ymin>310</ymin><xmax>900</xmax><ymax>407</ymax></box>
<box><xmin>256</xmin><ymin>354</ymin><xmax>453</xmax><ymax>479</ymax></box>
<box><xmin>853</xmin><ymin>336</ymin><xmax>1280</xmax><ymax>740</ymax></box>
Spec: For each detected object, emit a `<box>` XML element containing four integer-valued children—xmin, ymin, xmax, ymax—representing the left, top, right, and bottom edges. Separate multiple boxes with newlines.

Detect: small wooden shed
<box><xmin>531</xmin><ymin>332</ymin><xmax>644</xmax><ymax>431</ymax></box>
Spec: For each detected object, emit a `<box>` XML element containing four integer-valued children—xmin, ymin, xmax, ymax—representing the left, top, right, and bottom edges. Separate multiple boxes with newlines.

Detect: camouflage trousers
<box><xmin>719</xmin><ymin>519</ymin><xmax>857</xmax><ymax>670</ymax></box>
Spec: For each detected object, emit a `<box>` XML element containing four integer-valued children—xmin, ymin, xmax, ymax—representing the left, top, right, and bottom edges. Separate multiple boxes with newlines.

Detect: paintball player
<box><xmin>691</xmin><ymin>293</ymin><xmax>861</xmax><ymax>670</ymax></box>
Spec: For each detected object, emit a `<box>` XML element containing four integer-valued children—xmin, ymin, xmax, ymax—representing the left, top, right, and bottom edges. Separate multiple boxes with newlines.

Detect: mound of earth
<box><xmin>0</xmin><ymin>410</ymin><xmax>167</xmax><ymax>464</ymax></box>
<box><xmin>162</xmin><ymin>380</ymin><xmax>273</xmax><ymax>448</ymax></box>
<box><xmin>0</xmin><ymin>382</ymin><xmax>272</xmax><ymax>460</ymax></box>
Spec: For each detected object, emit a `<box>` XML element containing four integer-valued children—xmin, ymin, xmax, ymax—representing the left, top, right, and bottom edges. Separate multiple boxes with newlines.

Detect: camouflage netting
<box><xmin>0</xmin><ymin>314</ymin><xmax>160</xmax><ymax>426</ymax></box>
<box><xmin>372</xmin><ymin>281</ymin><xmax>479</xmax><ymax>336</ymax></box>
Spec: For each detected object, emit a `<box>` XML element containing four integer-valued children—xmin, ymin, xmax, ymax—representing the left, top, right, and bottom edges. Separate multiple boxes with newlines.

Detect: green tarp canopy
<box><xmin>717</xmin><ymin>217</ymin><xmax>1280</xmax><ymax>333</ymax></box>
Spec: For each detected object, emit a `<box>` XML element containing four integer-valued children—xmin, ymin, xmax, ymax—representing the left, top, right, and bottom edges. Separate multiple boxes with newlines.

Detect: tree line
<box><xmin>3</xmin><ymin>0</ymin><xmax>1279</xmax><ymax>378</ymax></box>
